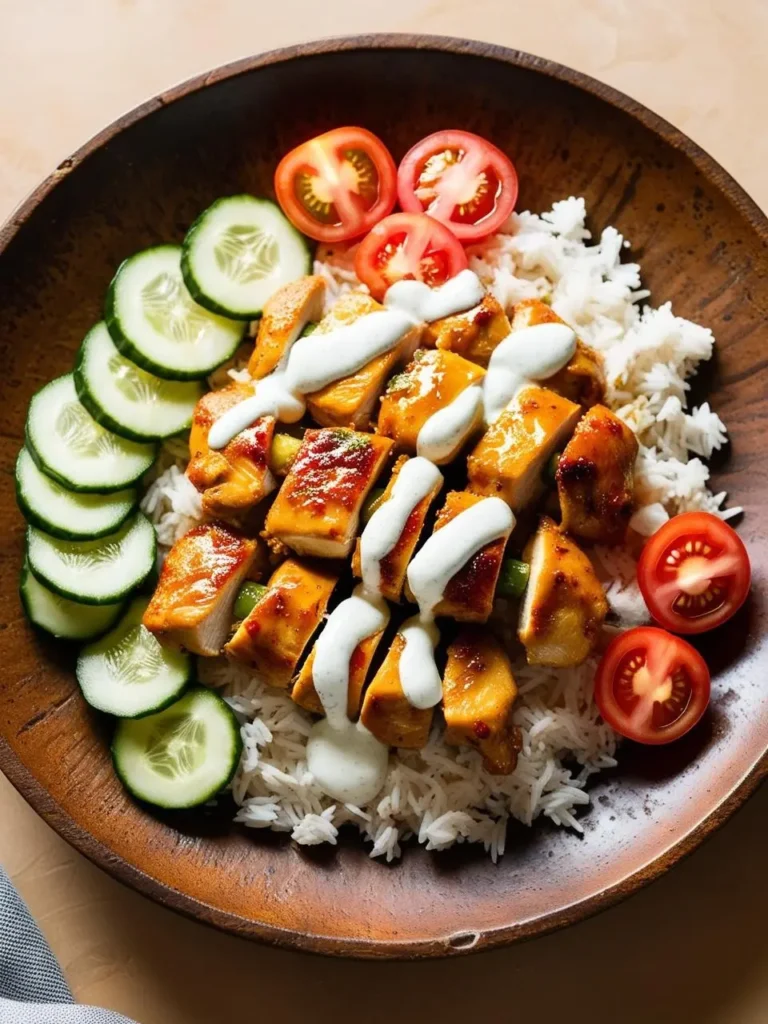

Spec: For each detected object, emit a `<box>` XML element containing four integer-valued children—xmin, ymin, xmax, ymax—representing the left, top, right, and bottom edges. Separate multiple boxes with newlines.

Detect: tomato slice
<box><xmin>354</xmin><ymin>212</ymin><xmax>468</xmax><ymax>301</ymax></box>
<box><xmin>397</xmin><ymin>130</ymin><xmax>518</xmax><ymax>241</ymax></box>
<box><xmin>637</xmin><ymin>512</ymin><xmax>750</xmax><ymax>635</ymax></box>
<box><xmin>274</xmin><ymin>127</ymin><xmax>397</xmax><ymax>243</ymax></box>
<box><xmin>595</xmin><ymin>626</ymin><xmax>710</xmax><ymax>745</ymax></box>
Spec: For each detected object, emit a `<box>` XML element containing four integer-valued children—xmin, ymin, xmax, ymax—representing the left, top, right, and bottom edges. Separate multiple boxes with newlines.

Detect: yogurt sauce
<box><xmin>224</xmin><ymin>266</ymin><xmax>577</xmax><ymax>807</ymax></box>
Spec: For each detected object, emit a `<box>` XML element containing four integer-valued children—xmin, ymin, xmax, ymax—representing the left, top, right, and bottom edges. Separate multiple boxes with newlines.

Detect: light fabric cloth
<box><xmin>0</xmin><ymin>865</ymin><xmax>137</xmax><ymax>1023</ymax></box>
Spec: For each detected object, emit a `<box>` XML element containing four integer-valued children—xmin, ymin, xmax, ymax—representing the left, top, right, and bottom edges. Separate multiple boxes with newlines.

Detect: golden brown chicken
<box><xmin>518</xmin><ymin>516</ymin><xmax>608</xmax><ymax>667</ymax></box>
<box><xmin>443</xmin><ymin>628</ymin><xmax>521</xmax><ymax>774</ymax></box>
<box><xmin>467</xmin><ymin>385</ymin><xmax>582</xmax><ymax>512</ymax></box>
<box><xmin>359</xmin><ymin>633</ymin><xmax>433</xmax><ymax>749</ymax></box>
<box><xmin>350</xmin><ymin>455</ymin><xmax>442</xmax><ymax>602</ymax></box>
<box><xmin>292</xmin><ymin>626</ymin><xmax>386</xmax><ymax>718</ymax></box>
<box><xmin>510</xmin><ymin>299</ymin><xmax>605</xmax><ymax>409</ymax></box>
<box><xmin>143</xmin><ymin>522</ymin><xmax>257</xmax><ymax>657</ymax></box>
<box><xmin>264</xmin><ymin>428</ymin><xmax>393</xmax><ymax>558</ymax></box>
<box><xmin>556</xmin><ymin>404</ymin><xmax>639</xmax><ymax>545</ymax></box>
<box><xmin>377</xmin><ymin>348</ymin><xmax>485</xmax><ymax>459</ymax></box>
<box><xmin>247</xmin><ymin>276</ymin><xmax>327</xmax><ymax>380</ymax></box>
<box><xmin>225</xmin><ymin>557</ymin><xmax>338</xmax><ymax>687</ymax></box>
<box><xmin>421</xmin><ymin>292</ymin><xmax>512</xmax><ymax>366</ymax></box>
<box><xmin>306</xmin><ymin>293</ymin><xmax>422</xmax><ymax>429</ymax></box>
<box><xmin>186</xmin><ymin>382</ymin><xmax>276</xmax><ymax>522</ymax></box>
<box><xmin>405</xmin><ymin>491</ymin><xmax>512</xmax><ymax>623</ymax></box>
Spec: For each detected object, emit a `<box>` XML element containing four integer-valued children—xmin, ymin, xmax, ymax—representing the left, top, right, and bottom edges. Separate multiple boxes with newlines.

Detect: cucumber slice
<box><xmin>26</xmin><ymin>375</ymin><xmax>156</xmax><ymax>493</ymax></box>
<box><xmin>77</xmin><ymin>597</ymin><xmax>192</xmax><ymax>717</ymax></box>
<box><xmin>27</xmin><ymin>514</ymin><xmax>156</xmax><ymax>605</ymax></box>
<box><xmin>181</xmin><ymin>196</ymin><xmax>311</xmax><ymax>319</ymax></box>
<box><xmin>112</xmin><ymin>687</ymin><xmax>242</xmax><ymax>808</ymax></box>
<box><xmin>15</xmin><ymin>447</ymin><xmax>137</xmax><ymax>541</ymax></box>
<box><xmin>105</xmin><ymin>245</ymin><xmax>245</xmax><ymax>380</ymax></box>
<box><xmin>20</xmin><ymin>563</ymin><xmax>125</xmax><ymax>640</ymax></box>
<box><xmin>74</xmin><ymin>322</ymin><xmax>203</xmax><ymax>441</ymax></box>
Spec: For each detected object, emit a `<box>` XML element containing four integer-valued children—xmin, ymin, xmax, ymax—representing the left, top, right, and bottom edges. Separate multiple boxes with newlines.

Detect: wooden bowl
<box><xmin>1</xmin><ymin>35</ymin><xmax>766</xmax><ymax>958</ymax></box>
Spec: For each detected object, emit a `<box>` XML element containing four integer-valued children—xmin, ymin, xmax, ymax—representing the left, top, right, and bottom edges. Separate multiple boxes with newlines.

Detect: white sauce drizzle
<box><xmin>209</xmin><ymin>270</ymin><xmax>486</xmax><ymax>451</ymax></box>
<box><xmin>359</xmin><ymin>457</ymin><xmax>443</xmax><ymax>595</ymax></box>
<box><xmin>407</xmin><ymin>496</ymin><xmax>515</xmax><ymax>620</ymax></box>
<box><xmin>398</xmin><ymin>616</ymin><xmax>442</xmax><ymax>709</ymax></box>
<box><xmin>224</xmin><ymin>266</ymin><xmax>576</xmax><ymax>806</ymax></box>
<box><xmin>482</xmin><ymin>322</ymin><xmax>577</xmax><ymax>424</ymax></box>
<box><xmin>416</xmin><ymin>383</ymin><xmax>484</xmax><ymax>464</ymax></box>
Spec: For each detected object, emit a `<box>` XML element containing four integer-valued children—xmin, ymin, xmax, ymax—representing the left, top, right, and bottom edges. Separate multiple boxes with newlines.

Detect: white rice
<box><xmin>142</xmin><ymin>197</ymin><xmax>734</xmax><ymax>861</ymax></box>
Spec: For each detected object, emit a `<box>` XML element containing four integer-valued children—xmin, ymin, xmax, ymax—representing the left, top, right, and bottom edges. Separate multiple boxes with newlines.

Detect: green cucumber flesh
<box><xmin>75</xmin><ymin>322</ymin><xmax>204</xmax><ymax>441</ymax></box>
<box><xmin>77</xmin><ymin>597</ymin><xmax>192</xmax><ymax>717</ymax></box>
<box><xmin>26</xmin><ymin>514</ymin><xmax>156</xmax><ymax>605</ymax></box>
<box><xmin>181</xmin><ymin>196</ymin><xmax>311</xmax><ymax>319</ymax></box>
<box><xmin>112</xmin><ymin>687</ymin><xmax>242</xmax><ymax>808</ymax></box>
<box><xmin>20</xmin><ymin>563</ymin><xmax>125</xmax><ymax>640</ymax></box>
<box><xmin>25</xmin><ymin>375</ymin><xmax>156</xmax><ymax>493</ymax></box>
<box><xmin>105</xmin><ymin>245</ymin><xmax>244</xmax><ymax>380</ymax></box>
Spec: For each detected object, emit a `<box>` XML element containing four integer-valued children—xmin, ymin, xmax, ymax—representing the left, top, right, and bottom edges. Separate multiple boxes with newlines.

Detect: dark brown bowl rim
<box><xmin>1</xmin><ymin>33</ymin><xmax>766</xmax><ymax>959</ymax></box>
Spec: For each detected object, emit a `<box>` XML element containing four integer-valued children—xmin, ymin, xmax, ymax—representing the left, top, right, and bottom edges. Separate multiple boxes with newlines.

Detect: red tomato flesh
<box><xmin>354</xmin><ymin>212</ymin><xmax>468</xmax><ymax>301</ymax></box>
<box><xmin>274</xmin><ymin>127</ymin><xmax>397</xmax><ymax>243</ymax></box>
<box><xmin>397</xmin><ymin>129</ymin><xmax>518</xmax><ymax>241</ymax></box>
<box><xmin>637</xmin><ymin>512</ymin><xmax>750</xmax><ymax>635</ymax></box>
<box><xmin>595</xmin><ymin>626</ymin><xmax>711</xmax><ymax>745</ymax></box>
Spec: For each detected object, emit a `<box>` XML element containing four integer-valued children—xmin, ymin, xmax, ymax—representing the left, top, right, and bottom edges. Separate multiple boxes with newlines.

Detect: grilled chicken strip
<box><xmin>265</xmin><ymin>428</ymin><xmax>393</xmax><ymax>558</ymax></box>
<box><xmin>306</xmin><ymin>293</ymin><xmax>422</xmax><ymax>429</ymax></box>
<box><xmin>247</xmin><ymin>275</ymin><xmax>327</xmax><ymax>380</ymax></box>
<box><xmin>468</xmin><ymin>385</ymin><xmax>582</xmax><ymax>512</ymax></box>
<box><xmin>405</xmin><ymin>491</ymin><xmax>512</xmax><ymax>623</ymax></box>
<box><xmin>421</xmin><ymin>292</ymin><xmax>512</xmax><ymax>367</ymax></box>
<box><xmin>377</xmin><ymin>348</ymin><xmax>485</xmax><ymax>460</ymax></box>
<box><xmin>351</xmin><ymin>454</ymin><xmax>442</xmax><ymax>602</ymax></box>
<box><xmin>187</xmin><ymin>382</ymin><xmax>276</xmax><ymax>522</ymax></box>
<box><xmin>443</xmin><ymin>628</ymin><xmax>521</xmax><ymax>774</ymax></box>
<box><xmin>518</xmin><ymin>516</ymin><xmax>608</xmax><ymax>667</ymax></box>
<box><xmin>510</xmin><ymin>299</ymin><xmax>605</xmax><ymax>409</ymax></box>
<box><xmin>557</xmin><ymin>404</ymin><xmax>639</xmax><ymax>545</ymax></box>
<box><xmin>143</xmin><ymin>522</ymin><xmax>257</xmax><ymax>657</ymax></box>
<box><xmin>292</xmin><ymin>623</ymin><xmax>386</xmax><ymax>718</ymax></box>
<box><xmin>360</xmin><ymin>633</ymin><xmax>433</xmax><ymax>749</ymax></box>
<box><xmin>225</xmin><ymin>557</ymin><xmax>338</xmax><ymax>687</ymax></box>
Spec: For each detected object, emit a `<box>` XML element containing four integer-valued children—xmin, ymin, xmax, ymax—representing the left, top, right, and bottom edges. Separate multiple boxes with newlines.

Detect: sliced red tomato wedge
<box><xmin>274</xmin><ymin>127</ymin><xmax>397</xmax><ymax>243</ymax></box>
<box><xmin>354</xmin><ymin>212</ymin><xmax>468</xmax><ymax>301</ymax></box>
<box><xmin>595</xmin><ymin>626</ymin><xmax>711</xmax><ymax>745</ymax></box>
<box><xmin>637</xmin><ymin>512</ymin><xmax>750</xmax><ymax>635</ymax></box>
<box><xmin>397</xmin><ymin>129</ymin><xmax>518</xmax><ymax>241</ymax></box>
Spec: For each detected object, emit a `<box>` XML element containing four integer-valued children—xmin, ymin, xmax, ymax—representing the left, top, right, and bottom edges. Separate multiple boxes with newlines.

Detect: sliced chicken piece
<box><xmin>351</xmin><ymin>455</ymin><xmax>442</xmax><ymax>602</ymax></box>
<box><xmin>443</xmin><ymin>628</ymin><xmax>521</xmax><ymax>774</ymax></box>
<box><xmin>467</xmin><ymin>385</ymin><xmax>582</xmax><ymax>512</ymax></box>
<box><xmin>510</xmin><ymin>299</ymin><xmax>605</xmax><ymax>408</ymax></box>
<box><xmin>422</xmin><ymin>292</ymin><xmax>511</xmax><ymax>367</ymax></box>
<box><xmin>518</xmin><ymin>516</ymin><xmax>608</xmax><ymax>667</ymax></box>
<box><xmin>187</xmin><ymin>381</ymin><xmax>276</xmax><ymax>522</ymax></box>
<box><xmin>247</xmin><ymin>276</ymin><xmax>327</xmax><ymax>380</ymax></box>
<box><xmin>292</xmin><ymin>625</ymin><xmax>386</xmax><ymax>718</ymax></box>
<box><xmin>264</xmin><ymin>428</ymin><xmax>393</xmax><ymax>558</ymax></box>
<box><xmin>306</xmin><ymin>293</ymin><xmax>422</xmax><ymax>429</ymax></box>
<box><xmin>143</xmin><ymin>522</ymin><xmax>257</xmax><ymax>657</ymax></box>
<box><xmin>556</xmin><ymin>404</ymin><xmax>639</xmax><ymax>546</ymax></box>
<box><xmin>377</xmin><ymin>348</ymin><xmax>485</xmax><ymax>456</ymax></box>
<box><xmin>405</xmin><ymin>491</ymin><xmax>512</xmax><ymax>623</ymax></box>
<box><xmin>225</xmin><ymin>557</ymin><xmax>338</xmax><ymax>687</ymax></box>
<box><xmin>359</xmin><ymin>634</ymin><xmax>433</xmax><ymax>749</ymax></box>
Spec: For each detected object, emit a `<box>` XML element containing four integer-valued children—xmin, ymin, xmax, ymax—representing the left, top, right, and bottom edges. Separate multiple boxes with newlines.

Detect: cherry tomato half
<box><xmin>354</xmin><ymin>212</ymin><xmax>468</xmax><ymax>301</ymax></box>
<box><xmin>595</xmin><ymin>626</ymin><xmax>711</xmax><ymax>745</ymax></box>
<box><xmin>397</xmin><ymin>129</ymin><xmax>518</xmax><ymax>241</ymax></box>
<box><xmin>637</xmin><ymin>512</ymin><xmax>750</xmax><ymax>635</ymax></box>
<box><xmin>275</xmin><ymin>127</ymin><xmax>397</xmax><ymax>243</ymax></box>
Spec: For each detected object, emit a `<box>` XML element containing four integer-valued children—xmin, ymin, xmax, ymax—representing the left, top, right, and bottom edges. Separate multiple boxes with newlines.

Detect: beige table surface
<box><xmin>2</xmin><ymin>2</ymin><xmax>768</xmax><ymax>1021</ymax></box>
